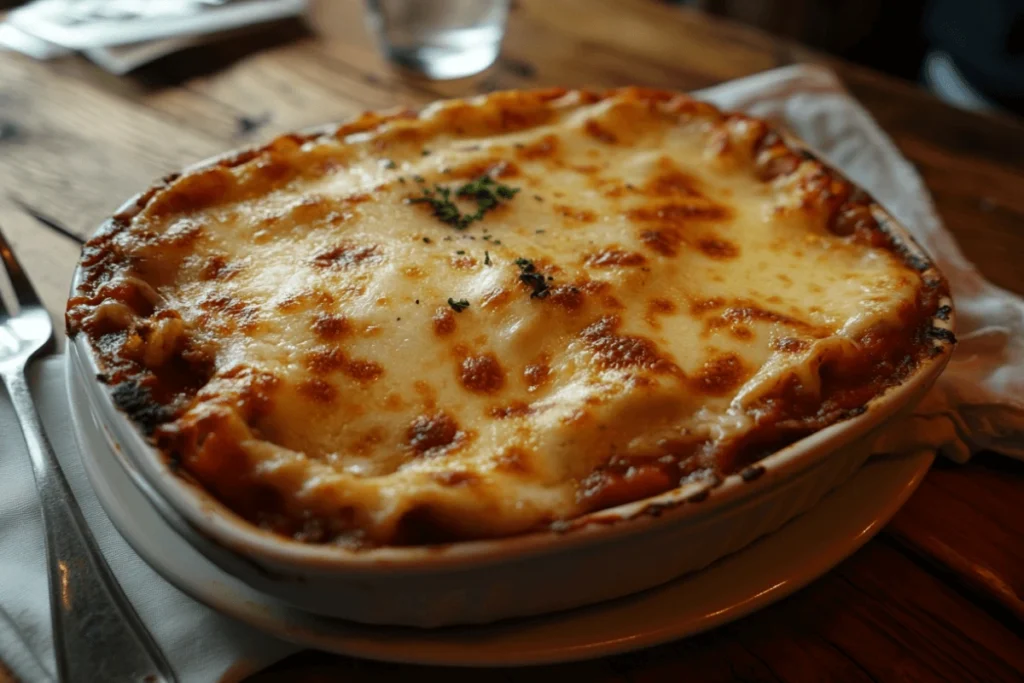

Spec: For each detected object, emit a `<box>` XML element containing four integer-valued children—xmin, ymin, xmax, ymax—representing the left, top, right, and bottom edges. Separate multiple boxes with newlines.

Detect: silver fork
<box><xmin>0</xmin><ymin>226</ymin><xmax>176</xmax><ymax>683</ymax></box>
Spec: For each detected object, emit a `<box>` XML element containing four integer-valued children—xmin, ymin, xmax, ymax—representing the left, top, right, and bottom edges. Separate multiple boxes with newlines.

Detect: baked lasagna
<box><xmin>67</xmin><ymin>88</ymin><xmax>952</xmax><ymax>547</ymax></box>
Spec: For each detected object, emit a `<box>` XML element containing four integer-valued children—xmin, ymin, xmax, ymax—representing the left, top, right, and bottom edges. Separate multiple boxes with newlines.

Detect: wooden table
<box><xmin>1</xmin><ymin>1</ymin><xmax>1022</xmax><ymax>680</ymax></box>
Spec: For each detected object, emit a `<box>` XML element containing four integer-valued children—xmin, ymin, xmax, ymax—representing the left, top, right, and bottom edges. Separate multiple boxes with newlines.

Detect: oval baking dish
<box><xmin>66</xmin><ymin>88</ymin><xmax>955</xmax><ymax>626</ymax></box>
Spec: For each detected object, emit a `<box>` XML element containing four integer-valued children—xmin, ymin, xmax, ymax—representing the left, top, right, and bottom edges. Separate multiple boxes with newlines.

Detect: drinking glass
<box><xmin>365</xmin><ymin>0</ymin><xmax>511</xmax><ymax>80</ymax></box>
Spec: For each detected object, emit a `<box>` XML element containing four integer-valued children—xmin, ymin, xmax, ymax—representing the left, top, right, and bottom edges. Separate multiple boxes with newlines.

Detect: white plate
<box><xmin>69</xmin><ymin>358</ymin><xmax>933</xmax><ymax>667</ymax></box>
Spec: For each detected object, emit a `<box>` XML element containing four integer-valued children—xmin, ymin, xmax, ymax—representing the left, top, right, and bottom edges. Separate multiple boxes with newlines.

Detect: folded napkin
<box><xmin>1</xmin><ymin>64</ymin><xmax>1021</xmax><ymax>682</ymax></box>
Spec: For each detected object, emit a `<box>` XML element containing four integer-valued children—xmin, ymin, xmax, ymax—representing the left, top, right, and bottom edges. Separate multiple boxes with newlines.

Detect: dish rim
<box><xmin>67</xmin><ymin>113</ymin><xmax>956</xmax><ymax>574</ymax></box>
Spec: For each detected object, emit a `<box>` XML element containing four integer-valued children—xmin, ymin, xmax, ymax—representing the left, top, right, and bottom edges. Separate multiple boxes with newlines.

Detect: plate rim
<box><xmin>67</xmin><ymin>353</ymin><xmax>935</xmax><ymax>667</ymax></box>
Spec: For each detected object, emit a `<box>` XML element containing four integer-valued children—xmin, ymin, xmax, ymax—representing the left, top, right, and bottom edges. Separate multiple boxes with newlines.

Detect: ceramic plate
<box><xmin>68</xmin><ymin>358</ymin><xmax>933</xmax><ymax>667</ymax></box>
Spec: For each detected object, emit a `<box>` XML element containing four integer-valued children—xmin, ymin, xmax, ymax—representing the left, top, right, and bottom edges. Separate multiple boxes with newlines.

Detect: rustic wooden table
<box><xmin>1</xmin><ymin>1</ymin><xmax>1022</xmax><ymax>681</ymax></box>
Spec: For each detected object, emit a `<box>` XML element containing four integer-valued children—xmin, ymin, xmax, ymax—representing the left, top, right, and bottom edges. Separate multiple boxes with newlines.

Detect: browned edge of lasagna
<box><xmin>66</xmin><ymin>87</ymin><xmax>955</xmax><ymax>548</ymax></box>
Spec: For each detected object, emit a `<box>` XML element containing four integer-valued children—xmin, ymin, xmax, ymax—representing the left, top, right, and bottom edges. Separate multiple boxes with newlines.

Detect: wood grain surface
<box><xmin>1</xmin><ymin>1</ymin><xmax>1021</xmax><ymax>681</ymax></box>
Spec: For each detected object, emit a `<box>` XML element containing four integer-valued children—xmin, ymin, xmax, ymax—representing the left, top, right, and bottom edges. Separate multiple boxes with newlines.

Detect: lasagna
<box><xmin>67</xmin><ymin>88</ymin><xmax>952</xmax><ymax>547</ymax></box>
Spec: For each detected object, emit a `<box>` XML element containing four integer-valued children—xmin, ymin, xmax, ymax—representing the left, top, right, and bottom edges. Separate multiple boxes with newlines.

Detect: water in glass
<box><xmin>366</xmin><ymin>0</ymin><xmax>510</xmax><ymax>80</ymax></box>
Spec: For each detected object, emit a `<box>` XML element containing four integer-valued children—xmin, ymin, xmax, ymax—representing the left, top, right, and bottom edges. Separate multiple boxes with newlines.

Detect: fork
<box><xmin>0</xmin><ymin>226</ymin><xmax>175</xmax><ymax>683</ymax></box>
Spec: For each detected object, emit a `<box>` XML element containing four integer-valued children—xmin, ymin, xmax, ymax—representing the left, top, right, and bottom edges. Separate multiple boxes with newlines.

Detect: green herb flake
<box><xmin>456</xmin><ymin>250</ymin><xmax>465</xmax><ymax>255</ymax></box>
<box><xmin>382</xmin><ymin>159</ymin><xmax>397</xmax><ymax>170</ymax></box>
<box><xmin>484</xmin><ymin>251</ymin><xmax>491</xmax><ymax>265</ymax></box>
<box><xmin>407</xmin><ymin>174</ymin><xmax>520</xmax><ymax>230</ymax></box>
<box><xmin>448</xmin><ymin>297</ymin><xmax>470</xmax><ymax>312</ymax></box>
<box><xmin>515</xmin><ymin>257</ymin><xmax>551</xmax><ymax>299</ymax></box>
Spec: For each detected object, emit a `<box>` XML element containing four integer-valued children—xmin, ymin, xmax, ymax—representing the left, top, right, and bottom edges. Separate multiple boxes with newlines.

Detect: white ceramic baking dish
<box><xmin>67</xmin><ymin>138</ymin><xmax>955</xmax><ymax>628</ymax></box>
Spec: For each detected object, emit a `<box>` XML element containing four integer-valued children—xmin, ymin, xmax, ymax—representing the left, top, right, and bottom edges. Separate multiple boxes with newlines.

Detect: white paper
<box><xmin>7</xmin><ymin>0</ymin><xmax>306</xmax><ymax>50</ymax></box>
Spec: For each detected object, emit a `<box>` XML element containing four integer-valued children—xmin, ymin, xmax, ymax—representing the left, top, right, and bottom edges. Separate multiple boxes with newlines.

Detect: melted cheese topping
<box><xmin>68</xmin><ymin>89</ymin><xmax>942</xmax><ymax>546</ymax></box>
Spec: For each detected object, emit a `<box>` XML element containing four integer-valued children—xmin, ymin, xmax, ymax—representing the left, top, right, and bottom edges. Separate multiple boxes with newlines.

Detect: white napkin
<box><xmin>699</xmin><ymin>65</ymin><xmax>1024</xmax><ymax>463</ymax></box>
<box><xmin>0</xmin><ymin>357</ymin><xmax>298</xmax><ymax>682</ymax></box>
<box><xmin>2</xmin><ymin>64</ymin><xmax>1021</xmax><ymax>683</ymax></box>
<box><xmin>0</xmin><ymin>0</ymin><xmax>307</xmax><ymax>74</ymax></box>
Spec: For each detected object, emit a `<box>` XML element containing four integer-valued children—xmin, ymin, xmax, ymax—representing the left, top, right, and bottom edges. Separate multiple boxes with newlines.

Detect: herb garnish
<box><xmin>484</xmin><ymin>251</ymin><xmax>491</xmax><ymax>266</ymax></box>
<box><xmin>382</xmin><ymin>159</ymin><xmax>397</xmax><ymax>170</ymax></box>
<box><xmin>408</xmin><ymin>175</ymin><xmax>520</xmax><ymax>230</ymax></box>
<box><xmin>515</xmin><ymin>257</ymin><xmax>551</xmax><ymax>299</ymax></box>
<box><xmin>448</xmin><ymin>297</ymin><xmax>470</xmax><ymax>312</ymax></box>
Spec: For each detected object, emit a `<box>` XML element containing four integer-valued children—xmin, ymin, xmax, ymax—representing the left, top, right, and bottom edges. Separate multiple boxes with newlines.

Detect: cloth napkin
<box><xmin>1</xmin><ymin>64</ymin><xmax>1022</xmax><ymax>683</ymax></box>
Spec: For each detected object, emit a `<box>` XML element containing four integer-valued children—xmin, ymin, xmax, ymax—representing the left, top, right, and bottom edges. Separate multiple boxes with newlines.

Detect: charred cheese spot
<box><xmin>580</xmin><ymin>316</ymin><xmax>679</xmax><ymax>374</ymax></box>
<box><xmin>773</xmin><ymin>337</ymin><xmax>811</xmax><ymax>353</ymax></box>
<box><xmin>629</xmin><ymin>202</ymin><xmax>730</xmax><ymax>231</ymax></box>
<box><xmin>583</xmin><ymin>119</ymin><xmax>618</xmax><ymax>144</ymax></box>
<box><xmin>548</xmin><ymin>284</ymin><xmax>586</xmax><ymax>312</ymax></box>
<box><xmin>311</xmin><ymin>314</ymin><xmax>350</xmax><ymax>340</ymax></box>
<box><xmin>692</xmin><ymin>353</ymin><xmax>748</xmax><ymax>395</ymax></box>
<box><xmin>495</xmin><ymin>446</ymin><xmax>533</xmax><ymax>475</ymax></box>
<box><xmin>697</xmin><ymin>237</ymin><xmax>739</xmax><ymax>259</ymax></box>
<box><xmin>481</xmin><ymin>287</ymin><xmax>511</xmax><ymax>309</ymax></box>
<box><xmin>306</xmin><ymin>348</ymin><xmax>383</xmax><ymax>383</ymax></box>
<box><xmin>449</xmin><ymin>255</ymin><xmax>478</xmax><ymax>269</ymax></box>
<box><xmin>311</xmin><ymin>242</ymin><xmax>382</xmax><ymax>269</ymax></box>
<box><xmin>433</xmin><ymin>307</ymin><xmax>457</xmax><ymax>336</ymax></box>
<box><xmin>585</xmin><ymin>248</ymin><xmax>647</xmax><ymax>268</ymax></box>
<box><xmin>407</xmin><ymin>412</ymin><xmax>462</xmax><ymax>456</ymax></box>
<box><xmin>643</xmin><ymin>157</ymin><xmax>702</xmax><ymax>198</ymax></box>
<box><xmin>516</xmin><ymin>134</ymin><xmax>559</xmax><ymax>160</ymax></box>
<box><xmin>645</xmin><ymin>298</ymin><xmax>676</xmax><ymax>327</ymax></box>
<box><xmin>346</xmin><ymin>358</ymin><xmax>384</xmax><ymax>383</ymax></box>
<box><xmin>639</xmin><ymin>227</ymin><xmax>683</xmax><ymax>257</ymax></box>
<box><xmin>554</xmin><ymin>205</ymin><xmax>597</xmax><ymax>223</ymax></box>
<box><xmin>200</xmin><ymin>255</ymin><xmax>239</xmax><ymax>281</ymax></box>
<box><xmin>433</xmin><ymin>470</ymin><xmax>479</xmax><ymax>487</ymax></box>
<box><xmin>489</xmin><ymin>401</ymin><xmax>533</xmax><ymax>419</ymax></box>
<box><xmin>298</xmin><ymin>378</ymin><xmax>337</xmax><ymax>403</ymax></box>
<box><xmin>523</xmin><ymin>356</ymin><xmax>551</xmax><ymax>390</ymax></box>
<box><xmin>275</xmin><ymin>289</ymin><xmax>334</xmax><ymax>313</ymax></box>
<box><xmin>146</xmin><ymin>167</ymin><xmax>235</xmax><ymax>218</ymax></box>
<box><xmin>713</xmin><ymin>303</ymin><xmax>819</xmax><ymax>334</ymax></box>
<box><xmin>458</xmin><ymin>353</ymin><xmax>506</xmax><ymax>394</ymax></box>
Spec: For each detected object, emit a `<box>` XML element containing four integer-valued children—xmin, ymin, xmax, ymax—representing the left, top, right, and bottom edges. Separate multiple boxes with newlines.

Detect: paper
<box><xmin>0</xmin><ymin>0</ymin><xmax>306</xmax><ymax>72</ymax></box>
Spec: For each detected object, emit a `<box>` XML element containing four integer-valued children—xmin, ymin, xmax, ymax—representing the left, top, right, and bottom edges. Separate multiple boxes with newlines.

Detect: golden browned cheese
<box><xmin>67</xmin><ymin>88</ymin><xmax>949</xmax><ymax>546</ymax></box>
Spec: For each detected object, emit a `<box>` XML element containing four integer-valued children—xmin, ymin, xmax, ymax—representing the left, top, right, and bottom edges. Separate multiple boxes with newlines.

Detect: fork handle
<box><xmin>3</xmin><ymin>369</ymin><xmax>176</xmax><ymax>683</ymax></box>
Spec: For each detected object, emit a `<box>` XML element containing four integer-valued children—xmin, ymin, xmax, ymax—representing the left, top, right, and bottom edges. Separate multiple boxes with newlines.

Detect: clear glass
<box><xmin>365</xmin><ymin>0</ymin><xmax>510</xmax><ymax>80</ymax></box>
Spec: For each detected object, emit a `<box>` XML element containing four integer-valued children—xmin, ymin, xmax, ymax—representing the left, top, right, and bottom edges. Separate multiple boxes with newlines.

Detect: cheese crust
<box><xmin>67</xmin><ymin>88</ymin><xmax>950</xmax><ymax>547</ymax></box>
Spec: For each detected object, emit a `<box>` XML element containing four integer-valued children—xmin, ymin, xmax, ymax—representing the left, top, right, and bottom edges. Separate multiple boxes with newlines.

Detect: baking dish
<box><xmin>66</xmin><ymin>95</ymin><xmax>955</xmax><ymax>626</ymax></box>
